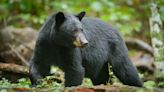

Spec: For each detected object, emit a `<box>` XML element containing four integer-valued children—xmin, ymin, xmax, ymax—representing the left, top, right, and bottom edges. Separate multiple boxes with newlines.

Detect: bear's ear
<box><xmin>76</xmin><ymin>11</ymin><xmax>86</xmax><ymax>21</ymax></box>
<box><xmin>55</xmin><ymin>12</ymin><xmax>66</xmax><ymax>28</ymax></box>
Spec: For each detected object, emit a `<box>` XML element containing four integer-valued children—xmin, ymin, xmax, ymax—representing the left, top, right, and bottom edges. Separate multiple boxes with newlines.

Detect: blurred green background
<box><xmin>0</xmin><ymin>0</ymin><xmax>163</xmax><ymax>42</ymax></box>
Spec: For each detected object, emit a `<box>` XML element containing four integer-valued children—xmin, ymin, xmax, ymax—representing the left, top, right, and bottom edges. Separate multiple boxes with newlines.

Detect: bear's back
<box><xmin>81</xmin><ymin>17</ymin><xmax>120</xmax><ymax>40</ymax></box>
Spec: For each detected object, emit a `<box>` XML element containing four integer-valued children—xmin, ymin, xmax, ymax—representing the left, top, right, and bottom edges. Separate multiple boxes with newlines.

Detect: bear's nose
<box><xmin>81</xmin><ymin>40</ymin><xmax>88</xmax><ymax>47</ymax></box>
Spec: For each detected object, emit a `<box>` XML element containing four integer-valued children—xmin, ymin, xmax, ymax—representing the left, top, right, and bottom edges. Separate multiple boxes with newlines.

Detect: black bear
<box><xmin>29</xmin><ymin>11</ymin><xmax>143</xmax><ymax>87</ymax></box>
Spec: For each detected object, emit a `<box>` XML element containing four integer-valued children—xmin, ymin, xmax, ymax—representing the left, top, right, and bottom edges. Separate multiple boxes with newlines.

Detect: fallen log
<box><xmin>126</xmin><ymin>39</ymin><xmax>154</xmax><ymax>55</ymax></box>
<box><xmin>0</xmin><ymin>63</ymin><xmax>29</xmax><ymax>75</ymax></box>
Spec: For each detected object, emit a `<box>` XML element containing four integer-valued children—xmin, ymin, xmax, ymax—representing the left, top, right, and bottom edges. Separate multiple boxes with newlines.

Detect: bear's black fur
<box><xmin>29</xmin><ymin>11</ymin><xmax>143</xmax><ymax>87</ymax></box>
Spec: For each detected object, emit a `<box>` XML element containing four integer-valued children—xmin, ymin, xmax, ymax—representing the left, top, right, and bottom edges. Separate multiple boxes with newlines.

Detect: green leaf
<box><xmin>144</xmin><ymin>81</ymin><xmax>156</xmax><ymax>88</ymax></box>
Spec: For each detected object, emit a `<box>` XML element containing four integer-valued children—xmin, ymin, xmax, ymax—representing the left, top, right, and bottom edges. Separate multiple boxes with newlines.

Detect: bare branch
<box><xmin>7</xmin><ymin>44</ymin><xmax>29</xmax><ymax>66</ymax></box>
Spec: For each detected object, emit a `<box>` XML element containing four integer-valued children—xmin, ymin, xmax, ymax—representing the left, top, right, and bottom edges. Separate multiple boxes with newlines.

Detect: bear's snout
<box><xmin>80</xmin><ymin>38</ymin><xmax>88</xmax><ymax>47</ymax></box>
<box><xmin>81</xmin><ymin>41</ymin><xmax>88</xmax><ymax>46</ymax></box>
<box><xmin>73</xmin><ymin>38</ymin><xmax>88</xmax><ymax>48</ymax></box>
<box><xmin>73</xmin><ymin>33</ymin><xmax>88</xmax><ymax>48</ymax></box>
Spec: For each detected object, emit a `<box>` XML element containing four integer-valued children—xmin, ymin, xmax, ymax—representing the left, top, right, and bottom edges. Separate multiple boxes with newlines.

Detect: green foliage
<box><xmin>0</xmin><ymin>78</ymin><xmax>12</xmax><ymax>88</ymax></box>
<box><xmin>82</xmin><ymin>78</ymin><xmax>93</xmax><ymax>87</ymax></box>
<box><xmin>156</xmin><ymin>0</ymin><xmax>164</xmax><ymax>22</ymax></box>
<box><xmin>144</xmin><ymin>81</ymin><xmax>156</xmax><ymax>89</ymax></box>
<box><xmin>0</xmin><ymin>0</ymin><xmax>151</xmax><ymax>37</ymax></box>
<box><xmin>0</xmin><ymin>76</ymin><xmax>93</xmax><ymax>89</ymax></box>
<box><xmin>0</xmin><ymin>78</ymin><xmax>30</xmax><ymax>88</ymax></box>
<box><xmin>36</xmin><ymin>76</ymin><xmax>63</xmax><ymax>88</ymax></box>
<box><xmin>157</xmin><ymin>81</ymin><xmax>164</xmax><ymax>88</ymax></box>
<box><xmin>36</xmin><ymin>76</ymin><xmax>93</xmax><ymax>88</ymax></box>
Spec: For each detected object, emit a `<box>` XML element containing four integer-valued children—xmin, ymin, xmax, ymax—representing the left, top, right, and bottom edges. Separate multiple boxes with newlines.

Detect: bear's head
<box><xmin>52</xmin><ymin>11</ymin><xmax>88</xmax><ymax>48</ymax></box>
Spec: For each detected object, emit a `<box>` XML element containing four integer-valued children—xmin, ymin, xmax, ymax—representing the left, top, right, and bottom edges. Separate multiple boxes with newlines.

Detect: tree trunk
<box><xmin>149</xmin><ymin>0</ymin><xmax>164</xmax><ymax>88</ymax></box>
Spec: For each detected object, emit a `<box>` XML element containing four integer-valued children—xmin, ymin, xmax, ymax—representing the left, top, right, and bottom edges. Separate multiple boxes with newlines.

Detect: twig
<box><xmin>14</xmin><ymin>38</ymin><xmax>34</xmax><ymax>51</ymax></box>
<box><xmin>7</xmin><ymin>44</ymin><xmax>29</xmax><ymax>66</ymax></box>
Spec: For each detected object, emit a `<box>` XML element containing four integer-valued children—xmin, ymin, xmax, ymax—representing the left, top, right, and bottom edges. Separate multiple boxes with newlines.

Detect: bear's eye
<box><xmin>73</xmin><ymin>28</ymin><xmax>83</xmax><ymax>33</ymax></box>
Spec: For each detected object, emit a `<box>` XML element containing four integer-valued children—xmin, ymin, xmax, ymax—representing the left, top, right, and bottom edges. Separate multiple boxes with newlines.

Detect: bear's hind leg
<box><xmin>109</xmin><ymin>42</ymin><xmax>143</xmax><ymax>87</ymax></box>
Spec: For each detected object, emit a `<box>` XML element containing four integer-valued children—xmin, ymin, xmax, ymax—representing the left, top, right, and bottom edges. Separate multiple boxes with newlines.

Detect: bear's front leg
<box><xmin>64</xmin><ymin>66</ymin><xmax>85</xmax><ymax>87</ymax></box>
<box><xmin>29</xmin><ymin>61</ymin><xmax>51</xmax><ymax>86</ymax></box>
<box><xmin>62</xmin><ymin>48</ymin><xmax>84</xmax><ymax>87</ymax></box>
<box><xmin>29</xmin><ymin>56</ymin><xmax>51</xmax><ymax>86</ymax></box>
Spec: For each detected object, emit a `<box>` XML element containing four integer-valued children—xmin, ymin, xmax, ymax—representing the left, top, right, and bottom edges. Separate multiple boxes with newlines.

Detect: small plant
<box><xmin>157</xmin><ymin>82</ymin><xmax>164</xmax><ymax>88</ymax></box>
<box><xmin>144</xmin><ymin>81</ymin><xmax>156</xmax><ymax>89</ymax></box>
